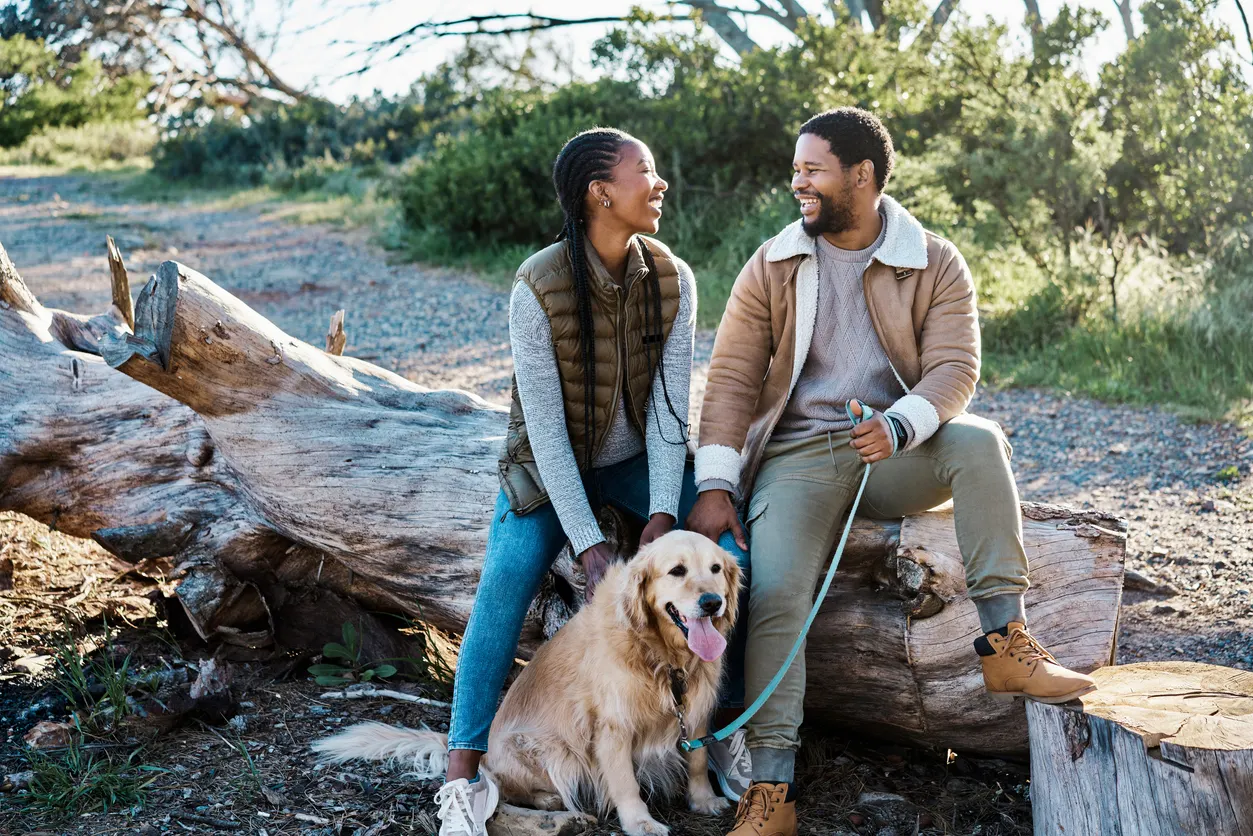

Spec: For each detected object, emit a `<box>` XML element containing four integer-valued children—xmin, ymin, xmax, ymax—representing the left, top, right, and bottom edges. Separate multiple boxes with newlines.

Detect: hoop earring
<box><xmin>601</xmin><ymin>199</ymin><xmax>611</xmax><ymax>208</ymax></box>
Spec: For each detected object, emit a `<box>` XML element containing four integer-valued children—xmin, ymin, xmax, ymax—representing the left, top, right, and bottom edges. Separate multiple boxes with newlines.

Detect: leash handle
<box><xmin>681</xmin><ymin>401</ymin><xmax>874</xmax><ymax>753</ymax></box>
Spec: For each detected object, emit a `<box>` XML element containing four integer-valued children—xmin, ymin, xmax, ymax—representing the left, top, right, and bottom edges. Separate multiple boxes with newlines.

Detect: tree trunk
<box><xmin>1027</xmin><ymin>662</ymin><xmax>1253</xmax><ymax>834</ymax></box>
<box><xmin>0</xmin><ymin>247</ymin><xmax>1127</xmax><ymax>756</ymax></box>
<box><xmin>1115</xmin><ymin>0</ymin><xmax>1137</xmax><ymax>41</ymax></box>
<box><xmin>1023</xmin><ymin>0</ymin><xmax>1043</xmax><ymax>34</ymax></box>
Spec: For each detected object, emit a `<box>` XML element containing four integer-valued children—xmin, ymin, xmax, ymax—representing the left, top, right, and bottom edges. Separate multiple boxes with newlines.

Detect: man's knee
<box><xmin>933</xmin><ymin>414</ymin><xmax>1011</xmax><ymax>460</ymax></box>
<box><xmin>749</xmin><ymin>569</ymin><xmax>814</xmax><ymax>622</ymax></box>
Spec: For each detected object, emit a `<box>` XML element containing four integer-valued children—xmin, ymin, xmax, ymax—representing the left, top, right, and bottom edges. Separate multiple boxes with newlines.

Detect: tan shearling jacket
<box><xmin>694</xmin><ymin>195</ymin><xmax>980</xmax><ymax>500</ymax></box>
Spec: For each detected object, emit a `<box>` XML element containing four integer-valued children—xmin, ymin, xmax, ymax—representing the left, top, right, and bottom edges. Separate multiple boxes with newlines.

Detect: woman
<box><xmin>433</xmin><ymin>128</ymin><xmax>751</xmax><ymax>836</ymax></box>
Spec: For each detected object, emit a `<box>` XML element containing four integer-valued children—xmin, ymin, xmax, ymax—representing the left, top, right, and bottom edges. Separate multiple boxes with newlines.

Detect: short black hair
<box><xmin>798</xmin><ymin>107</ymin><xmax>895</xmax><ymax>193</ymax></box>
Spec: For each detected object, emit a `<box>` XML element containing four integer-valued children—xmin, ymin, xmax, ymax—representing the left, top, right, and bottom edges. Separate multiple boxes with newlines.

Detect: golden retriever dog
<box><xmin>312</xmin><ymin>529</ymin><xmax>741</xmax><ymax>835</ymax></box>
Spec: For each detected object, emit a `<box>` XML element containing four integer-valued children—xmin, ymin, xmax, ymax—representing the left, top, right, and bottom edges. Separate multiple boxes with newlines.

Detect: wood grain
<box><xmin>1028</xmin><ymin>663</ymin><xmax>1253</xmax><ymax>835</ymax></box>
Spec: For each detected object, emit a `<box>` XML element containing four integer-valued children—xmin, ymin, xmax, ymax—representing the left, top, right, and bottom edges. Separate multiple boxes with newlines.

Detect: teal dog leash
<box><xmin>677</xmin><ymin>400</ymin><xmax>877</xmax><ymax>753</ymax></box>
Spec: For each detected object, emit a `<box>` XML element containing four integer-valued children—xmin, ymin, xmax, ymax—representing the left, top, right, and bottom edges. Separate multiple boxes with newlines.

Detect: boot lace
<box><xmin>735</xmin><ymin>783</ymin><xmax>773</xmax><ymax>829</ymax></box>
<box><xmin>1005</xmin><ymin>626</ymin><xmax>1056</xmax><ymax>667</ymax></box>
<box><xmin>435</xmin><ymin>781</ymin><xmax>482</xmax><ymax>836</ymax></box>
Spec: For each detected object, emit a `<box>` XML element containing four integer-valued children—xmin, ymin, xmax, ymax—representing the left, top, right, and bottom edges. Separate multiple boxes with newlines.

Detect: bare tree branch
<box><xmin>360</xmin><ymin>2</ymin><xmax>814</xmax><ymax>62</ymax></box>
<box><xmin>1112</xmin><ymin>0</ymin><xmax>1136</xmax><ymax>40</ymax></box>
<box><xmin>1234</xmin><ymin>0</ymin><xmax>1253</xmax><ymax>60</ymax></box>
<box><xmin>1023</xmin><ymin>0</ymin><xmax>1043</xmax><ymax>34</ymax></box>
<box><xmin>931</xmin><ymin>0</ymin><xmax>960</xmax><ymax>28</ymax></box>
<box><xmin>914</xmin><ymin>0</ymin><xmax>961</xmax><ymax>52</ymax></box>
<box><xmin>180</xmin><ymin>0</ymin><xmax>308</xmax><ymax>100</ymax></box>
<box><xmin>684</xmin><ymin>2</ymin><xmax>760</xmax><ymax>53</ymax></box>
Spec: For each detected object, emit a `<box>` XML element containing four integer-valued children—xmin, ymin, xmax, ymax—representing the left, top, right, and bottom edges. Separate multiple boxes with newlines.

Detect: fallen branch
<box><xmin>319</xmin><ymin>685</ymin><xmax>450</xmax><ymax>709</ymax></box>
<box><xmin>173</xmin><ymin>811</ymin><xmax>242</xmax><ymax>830</ymax></box>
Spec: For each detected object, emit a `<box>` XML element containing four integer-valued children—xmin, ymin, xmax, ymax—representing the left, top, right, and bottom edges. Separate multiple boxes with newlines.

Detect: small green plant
<box><xmin>23</xmin><ymin>741</ymin><xmax>164</xmax><ymax>818</ymax></box>
<box><xmin>1215</xmin><ymin>465</ymin><xmax>1241</xmax><ymax>483</ymax></box>
<box><xmin>309</xmin><ymin>622</ymin><xmax>397</xmax><ymax>686</ymax></box>
<box><xmin>50</xmin><ymin>620</ymin><xmax>136</xmax><ymax>730</ymax></box>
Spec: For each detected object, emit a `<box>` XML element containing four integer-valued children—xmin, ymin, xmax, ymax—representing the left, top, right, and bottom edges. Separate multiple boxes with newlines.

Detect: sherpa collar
<box><xmin>764</xmin><ymin>194</ymin><xmax>930</xmax><ymax>272</ymax></box>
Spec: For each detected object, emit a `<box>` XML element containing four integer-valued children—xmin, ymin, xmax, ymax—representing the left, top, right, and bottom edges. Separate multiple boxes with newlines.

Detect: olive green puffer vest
<box><xmin>498</xmin><ymin>235</ymin><xmax>681</xmax><ymax>513</ymax></box>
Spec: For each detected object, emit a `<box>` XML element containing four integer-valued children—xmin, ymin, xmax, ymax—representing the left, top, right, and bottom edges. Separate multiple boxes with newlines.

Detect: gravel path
<box><xmin>2</xmin><ymin>170</ymin><xmax>1251</xmax><ymax>669</ymax></box>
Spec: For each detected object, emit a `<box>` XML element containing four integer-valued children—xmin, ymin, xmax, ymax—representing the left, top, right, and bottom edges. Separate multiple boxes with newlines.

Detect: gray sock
<box><xmin>973</xmin><ymin>592</ymin><xmax>1027</xmax><ymax>634</ymax></box>
<box><xmin>750</xmin><ymin>746</ymin><xmax>795</xmax><ymax>784</ymax></box>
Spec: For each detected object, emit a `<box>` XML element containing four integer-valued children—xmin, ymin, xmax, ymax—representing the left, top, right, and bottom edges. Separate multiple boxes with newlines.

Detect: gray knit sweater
<box><xmin>509</xmin><ymin>254</ymin><xmax>696</xmax><ymax>554</ymax></box>
<box><xmin>773</xmin><ymin>219</ymin><xmax>912</xmax><ymax>442</ymax></box>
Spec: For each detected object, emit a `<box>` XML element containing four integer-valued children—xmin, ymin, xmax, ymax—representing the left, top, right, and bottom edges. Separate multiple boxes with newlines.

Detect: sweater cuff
<box><xmin>694</xmin><ymin>444</ymin><xmax>742</xmax><ymax>488</ymax></box>
<box><xmin>649</xmin><ymin>489</ymin><xmax>682</xmax><ymax>521</ymax></box>
<box><xmin>698</xmin><ymin>478</ymin><xmax>736</xmax><ymax>494</ymax></box>
<box><xmin>567</xmin><ymin>523</ymin><xmax>607</xmax><ymax>557</ymax></box>
<box><xmin>886</xmin><ymin>394</ymin><xmax>940</xmax><ymax>451</ymax></box>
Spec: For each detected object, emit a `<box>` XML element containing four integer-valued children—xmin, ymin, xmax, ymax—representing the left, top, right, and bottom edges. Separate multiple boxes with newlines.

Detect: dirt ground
<box><xmin>1</xmin><ymin>170</ymin><xmax>1250</xmax><ymax>835</ymax></box>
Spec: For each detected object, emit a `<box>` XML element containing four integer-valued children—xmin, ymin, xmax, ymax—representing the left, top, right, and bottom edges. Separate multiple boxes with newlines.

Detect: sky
<box><xmin>251</xmin><ymin>0</ymin><xmax>1253</xmax><ymax>102</ymax></box>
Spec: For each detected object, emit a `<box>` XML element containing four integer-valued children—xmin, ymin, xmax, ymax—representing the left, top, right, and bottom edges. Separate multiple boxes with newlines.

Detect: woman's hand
<box><xmin>579</xmin><ymin>542</ymin><xmax>618</xmax><ymax>602</ymax></box>
<box><xmin>639</xmin><ymin>513</ymin><xmax>676</xmax><ymax>548</ymax></box>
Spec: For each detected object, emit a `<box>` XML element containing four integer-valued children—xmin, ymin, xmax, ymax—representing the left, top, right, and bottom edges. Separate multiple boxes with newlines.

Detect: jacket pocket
<box><xmin>498</xmin><ymin>460</ymin><xmax>550</xmax><ymax>515</ymax></box>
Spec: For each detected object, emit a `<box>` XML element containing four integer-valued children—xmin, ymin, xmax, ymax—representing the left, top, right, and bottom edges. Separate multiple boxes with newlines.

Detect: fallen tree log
<box><xmin>0</xmin><ymin>245</ymin><xmax>1127</xmax><ymax>756</ymax></box>
<box><xmin>1027</xmin><ymin>663</ymin><xmax>1253</xmax><ymax>835</ymax></box>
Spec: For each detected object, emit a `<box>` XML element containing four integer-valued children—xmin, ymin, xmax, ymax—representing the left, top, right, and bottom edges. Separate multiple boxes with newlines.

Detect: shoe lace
<box><xmin>1005</xmin><ymin>626</ymin><xmax>1056</xmax><ymax>667</ymax></box>
<box><xmin>435</xmin><ymin>782</ymin><xmax>480</xmax><ymax>836</ymax></box>
<box><xmin>735</xmin><ymin>783</ymin><xmax>773</xmax><ymax>828</ymax></box>
<box><xmin>727</xmin><ymin>730</ymin><xmax>749</xmax><ymax>772</ymax></box>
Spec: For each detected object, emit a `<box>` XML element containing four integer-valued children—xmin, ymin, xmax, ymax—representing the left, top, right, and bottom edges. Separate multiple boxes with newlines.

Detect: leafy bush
<box><xmin>152</xmin><ymin>93</ymin><xmax>432</xmax><ymax>185</ymax></box>
<box><xmin>0</xmin><ymin>35</ymin><xmax>149</xmax><ymax>147</ymax></box>
<box><xmin>0</xmin><ymin>119</ymin><xmax>156</xmax><ymax>167</ymax></box>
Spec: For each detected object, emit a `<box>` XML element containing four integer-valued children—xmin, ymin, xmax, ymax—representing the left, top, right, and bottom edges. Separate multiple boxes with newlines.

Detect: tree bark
<box><xmin>1113</xmin><ymin>0</ymin><xmax>1136</xmax><ymax>41</ymax></box>
<box><xmin>0</xmin><ymin>246</ymin><xmax>1127</xmax><ymax>756</ymax></box>
<box><xmin>1023</xmin><ymin>0</ymin><xmax>1043</xmax><ymax>34</ymax></box>
<box><xmin>1027</xmin><ymin>662</ymin><xmax>1253</xmax><ymax>834</ymax></box>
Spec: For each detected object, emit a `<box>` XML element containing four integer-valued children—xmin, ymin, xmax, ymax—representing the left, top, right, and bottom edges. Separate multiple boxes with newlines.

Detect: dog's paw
<box><xmin>621</xmin><ymin>816</ymin><xmax>670</xmax><ymax>836</ymax></box>
<box><xmin>689</xmin><ymin>793</ymin><xmax>731</xmax><ymax>815</ymax></box>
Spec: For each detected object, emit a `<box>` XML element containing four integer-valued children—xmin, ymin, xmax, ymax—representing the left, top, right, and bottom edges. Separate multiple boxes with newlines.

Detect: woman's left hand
<box><xmin>640</xmin><ymin>513</ymin><xmax>676</xmax><ymax>547</ymax></box>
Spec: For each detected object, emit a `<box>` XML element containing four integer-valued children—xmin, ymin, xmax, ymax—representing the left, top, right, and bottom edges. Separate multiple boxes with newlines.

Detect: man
<box><xmin>686</xmin><ymin>107</ymin><xmax>1096</xmax><ymax>836</ymax></box>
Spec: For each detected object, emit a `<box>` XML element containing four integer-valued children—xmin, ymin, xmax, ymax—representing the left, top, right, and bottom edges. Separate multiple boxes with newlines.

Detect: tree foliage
<box><xmin>0</xmin><ymin>35</ymin><xmax>149</xmax><ymax>147</ymax></box>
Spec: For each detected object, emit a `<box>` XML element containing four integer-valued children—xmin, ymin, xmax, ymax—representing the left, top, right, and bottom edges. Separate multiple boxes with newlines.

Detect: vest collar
<box><xmin>764</xmin><ymin>194</ymin><xmax>929</xmax><ymax>273</ymax></box>
<box><xmin>583</xmin><ymin>235</ymin><xmax>650</xmax><ymax>291</ymax></box>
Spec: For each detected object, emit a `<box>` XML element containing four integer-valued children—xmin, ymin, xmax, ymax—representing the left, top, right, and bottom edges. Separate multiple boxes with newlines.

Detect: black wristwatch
<box><xmin>886</xmin><ymin>414</ymin><xmax>909</xmax><ymax>451</ymax></box>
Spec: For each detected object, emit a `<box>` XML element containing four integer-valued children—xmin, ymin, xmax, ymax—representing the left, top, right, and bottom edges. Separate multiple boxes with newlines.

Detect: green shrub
<box><xmin>0</xmin><ymin>35</ymin><xmax>149</xmax><ymax>147</ymax></box>
<box><xmin>152</xmin><ymin>94</ymin><xmax>431</xmax><ymax>185</ymax></box>
<box><xmin>0</xmin><ymin>119</ymin><xmax>155</xmax><ymax>167</ymax></box>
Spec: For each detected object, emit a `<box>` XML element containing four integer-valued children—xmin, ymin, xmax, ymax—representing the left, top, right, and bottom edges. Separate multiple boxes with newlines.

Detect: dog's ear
<box><xmin>618</xmin><ymin>551</ymin><xmax>653</xmax><ymax>630</ymax></box>
<box><xmin>719</xmin><ymin>549</ymin><xmax>743</xmax><ymax>630</ymax></box>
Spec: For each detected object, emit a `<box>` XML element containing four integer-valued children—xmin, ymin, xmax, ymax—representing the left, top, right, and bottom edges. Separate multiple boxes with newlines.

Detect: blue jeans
<box><xmin>447</xmin><ymin>454</ymin><xmax>750</xmax><ymax>752</ymax></box>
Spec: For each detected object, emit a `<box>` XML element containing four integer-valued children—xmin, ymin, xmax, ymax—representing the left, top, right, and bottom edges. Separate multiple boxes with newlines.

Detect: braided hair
<box><xmin>552</xmin><ymin>128</ymin><xmax>690</xmax><ymax>469</ymax></box>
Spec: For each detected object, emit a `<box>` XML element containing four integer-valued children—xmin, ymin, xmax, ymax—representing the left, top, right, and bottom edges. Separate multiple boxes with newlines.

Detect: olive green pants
<box><xmin>743</xmin><ymin>413</ymin><xmax>1029</xmax><ymax>779</ymax></box>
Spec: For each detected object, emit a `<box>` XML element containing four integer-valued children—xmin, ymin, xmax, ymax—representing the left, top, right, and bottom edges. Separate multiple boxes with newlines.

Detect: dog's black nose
<box><xmin>698</xmin><ymin>593</ymin><xmax>722</xmax><ymax>616</ymax></box>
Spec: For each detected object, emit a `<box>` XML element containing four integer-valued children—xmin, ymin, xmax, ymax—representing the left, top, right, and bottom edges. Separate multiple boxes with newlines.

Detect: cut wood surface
<box><xmin>1028</xmin><ymin>662</ymin><xmax>1253</xmax><ymax>835</ymax></box>
<box><xmin>0</xmin><ymin>244</ymin><xmax>1128</xmax><ymax>756</ymax></box>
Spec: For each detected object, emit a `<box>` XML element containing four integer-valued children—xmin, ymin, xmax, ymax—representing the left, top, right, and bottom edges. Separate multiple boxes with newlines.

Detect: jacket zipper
<box><xmin>591</xmin><ymin>280</ymin><xmax>628</xmax><ymax>466</ymax></box>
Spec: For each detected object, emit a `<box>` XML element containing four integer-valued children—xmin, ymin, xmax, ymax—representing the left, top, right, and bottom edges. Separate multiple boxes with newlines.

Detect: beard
<box><xmin>800</xmin><ymin>181</ymin><xmax>857</xmax><ymax>237</ymax></box>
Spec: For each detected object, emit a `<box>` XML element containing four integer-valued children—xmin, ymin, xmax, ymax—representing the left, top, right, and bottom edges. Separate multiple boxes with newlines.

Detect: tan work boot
<box><xmin>978</xmin><ymin>622</ymin><xmax>1097</xmax><ymax>704</ymax></box>
<box><xmin>727</xmin><ymin>781</ymin><xmax>796</xmax><ymax>836</ymax></box>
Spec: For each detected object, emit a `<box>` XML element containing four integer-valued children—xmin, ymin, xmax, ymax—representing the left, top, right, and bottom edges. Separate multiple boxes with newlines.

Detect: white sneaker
<box><xmin>435</xmin><ymin>774</ymin><xmax>499</xmax><ymax>836</ymax></box>
<box><xmin>707</xmin><ymin>729</ymin><xmax>752</xmax><ymax>802</ymax></box>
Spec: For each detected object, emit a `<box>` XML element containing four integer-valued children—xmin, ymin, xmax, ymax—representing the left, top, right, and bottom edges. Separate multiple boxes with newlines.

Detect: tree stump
<box><xmin>1027</xmin><ymin>662</ymin><xmax>1253</xmax><ymax>835</ymax></box>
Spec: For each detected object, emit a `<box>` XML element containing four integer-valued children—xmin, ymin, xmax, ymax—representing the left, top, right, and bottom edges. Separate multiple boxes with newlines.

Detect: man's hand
<box><xmin>579</xmin><ymin>542</ymin><xmax>617</xmax><ymax>602</ymax></box>
<box><xmin>849</xmin><ymin>399</ymin><xmax>893</xmax><ymax>464</ymax></box>
<box><xmin>685</xmin><ymin>489</ymin><xmax>748</xmax><ymax>551</ymax></box>
<box><xmin>639</xmin><ymin>513</ymin><xmax>675</xmax><ymax>548</ymax></box>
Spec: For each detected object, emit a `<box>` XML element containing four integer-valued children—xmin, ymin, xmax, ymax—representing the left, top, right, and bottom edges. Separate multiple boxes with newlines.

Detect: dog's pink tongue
<box><xmin>686</xmin><ymin>617</ymin><xmax>726</xmax><ymax>662</ymax></box>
